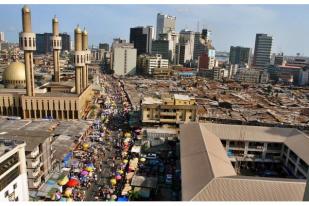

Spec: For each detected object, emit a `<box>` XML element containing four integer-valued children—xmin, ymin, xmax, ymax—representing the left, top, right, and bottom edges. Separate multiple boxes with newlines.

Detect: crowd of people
<box><xmin>51</xmin><ymin>75</ymin><xmax>138</xmax><ymax>201</ymax></box>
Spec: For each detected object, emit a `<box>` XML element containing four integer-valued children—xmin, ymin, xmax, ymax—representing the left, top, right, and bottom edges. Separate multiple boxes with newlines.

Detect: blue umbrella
<box><xmin>117</xmin><ymin>197</ymin><xmax>128</xmax><ymax>202</ymax></box>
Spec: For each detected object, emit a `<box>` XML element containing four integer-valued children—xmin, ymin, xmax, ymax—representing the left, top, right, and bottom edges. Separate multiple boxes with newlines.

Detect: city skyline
<box><xmin>0</xmin><ymin>4</ymin><xmax>308</xmax><ymax>56</ymax></box>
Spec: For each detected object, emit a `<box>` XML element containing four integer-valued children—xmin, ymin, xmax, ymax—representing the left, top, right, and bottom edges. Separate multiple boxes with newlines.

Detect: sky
<box><xmin>0</xmin><ymin>4</ymin><xmax>308</xmax><ymax>55</ymax></box>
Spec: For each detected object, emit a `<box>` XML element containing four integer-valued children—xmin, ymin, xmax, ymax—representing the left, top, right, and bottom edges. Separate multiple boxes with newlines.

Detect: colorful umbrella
<box><xmin>116</xmin><ymin>175</ymin><xmax>122</xmax><ymax>180</ymax></box>
<box><xmin>57</xmin><ymin>176</ymin><xmax>69</xmax><ymax>186</ymax></box>
<box><xmin>86</xmin><ymin>163</ymin><xmax>94</xmax><ymax>168</ymax></box>
<box><xmin>117</xmin><ymin>170</ymin><xmax>124</xmax><ymax>174</ymax></box>
<box><xmin>66</xmin><ymin>178</ymin><xmax>79</xmax><ymax>187</ymax></box>
<box><xmin>85</xmin><ymin>167</ymin><xmax>94</xmax><ymax>172</ymax></box>
<box><xmin>110</xmin><ymin>178</ymin><xmax>117</xmax><ymax>185</ymax></box>
<box><xmin>80</xmin><ymin>170</ymin><xmax>89</xmax><ymax>176</ymax></box>
<box><xmin>140</xmin><ymin>158</ymin><xmax>146</xmax><ymax>162</ymax></box>
<box><xmin>123</xmin><ymin>159</ymin><xmax>128</xmax><ymax>164</ymax></box>
<box><xmin>64</xmin><ymin>188</ymin><xmax>72</xmax><ymax>197</ymax></box>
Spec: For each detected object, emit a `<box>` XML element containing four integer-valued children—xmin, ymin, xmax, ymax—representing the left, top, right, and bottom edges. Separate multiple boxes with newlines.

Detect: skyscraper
<box><xmin>253</xmin><ymin>33</ymin><xmax>273</xmax><ymax>69</ymax></box>
<box><xmin>229</xmin><ymin>46</ymin><xmax>251</xmax><ymax>66</ymax></box>
<box><xmin>193</xmin><ymin>32</ymin><xmax>207</xmax><ymax>60</ymax></box>
<box><xmin>130</xmin><ymin>26</ymin><xmax>154</xmax><ymax>55</ymax></box>
<box><xmin>156</xmin><ymin>13</ymin><xmax>176</xmax><ymax>40</ymax></box>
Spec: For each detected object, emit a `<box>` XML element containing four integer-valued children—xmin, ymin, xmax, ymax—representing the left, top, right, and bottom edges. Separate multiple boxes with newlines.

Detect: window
<box><xmin>24</xmin><ymin>37</ymin><xmax>27</xmax><ymax>47</ymax></box>
<box><xmin>147</xmin><ymin>114</ymin><xmax>150</xmax><ymax>118</ymax></box>
<box><xmin>5</xmin><ymin>191</ymin><xmax>9</xmax><ymax>197</ymax></box>
<box><xmin>13</xmin><ymin>183</ymin><xmax>17</xmax><ymax>189</ymax></box>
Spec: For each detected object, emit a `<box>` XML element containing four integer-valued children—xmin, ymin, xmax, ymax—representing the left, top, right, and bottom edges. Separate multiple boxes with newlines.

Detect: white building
<box><xmin>137</xmin><ymin>54</ymin><xmax>169</xmax><ymax>75</ymax></box>
<box><xmin>0</xmin><ymin>139</ymin><xmax>29</xmax><ymax>201</ymax></box>
<box><xmin>156</xmin><ymin>13</ymin><xmax>176</xmax><ymax>40</ymax></box>
<box><xmin>112</xmin><ymin>45</ymin><xmax>137</xmax><ymax>76</ymax></box>
<box><xmin>0</xmin><ymin>32</ymin><xmax>4</xmax><ymax>42</ymax></box>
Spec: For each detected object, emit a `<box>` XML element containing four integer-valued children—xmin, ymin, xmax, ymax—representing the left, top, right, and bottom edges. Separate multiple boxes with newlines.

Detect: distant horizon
<box><xmin>0</xmin><ymin>4</ymin><xmax>308</xmax><ymax>56</ymax></box>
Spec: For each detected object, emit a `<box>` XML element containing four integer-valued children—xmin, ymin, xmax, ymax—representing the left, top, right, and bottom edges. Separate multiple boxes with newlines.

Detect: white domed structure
<box><xmin>3</xmin><ymin>62</ymin><xmax>26</xmax><ymax>89</ymax></box>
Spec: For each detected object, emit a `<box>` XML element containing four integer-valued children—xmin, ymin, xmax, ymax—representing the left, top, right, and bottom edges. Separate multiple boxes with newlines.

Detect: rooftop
<box><xmin>180</xmin><ymin>122</ymin><xmax>308</xmax><ymax>201</ymax></box>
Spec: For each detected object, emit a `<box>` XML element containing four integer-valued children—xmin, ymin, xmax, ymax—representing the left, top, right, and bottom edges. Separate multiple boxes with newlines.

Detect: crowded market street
<box><xmin>50</xmin><ymin>74</ymin><xmax>140</xmax><ymax>202</ymax></box>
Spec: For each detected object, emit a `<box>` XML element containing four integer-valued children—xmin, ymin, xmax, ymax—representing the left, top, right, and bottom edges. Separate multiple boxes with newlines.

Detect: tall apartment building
<box><xmin>36</xmin><ymin>32</ymin><xmax>71</xmax><ymax>54</ymax></box>
<box><xmin>156</xmin><ymin>13</ymin><xmax>176</xmax><ymax>40</ymax></box>
<box><xmin>112</xmin><ymin>42</ymin><xmax>137</xmax><ymax>76</ymax></box>
<box><xmin>142</xmin><ymin>94</ymin><xmax>197</xmax><ymax>125</ymax></box>
<box><xmin>253</xmin><ymin>33</ymin><xmax>273</xmax><ymax>69</ymax></box>
<box><xmin>0</xmin><ymin>139</ymin><xmax>28</xmax><ymax>201</ymax></box>
<box><xmin>130</xmin><ymin>26</ymin><xmax>154</xmax><ymax>55</ymax></box>
<box><xmin>229</xmin><ymin>46</ymin><xmax>251</xmax><ymax>66</ymax></box>
<box><xmin>0</xmin><ymin>32</ymin><xmax>4</xmax><ymax>42</ymax></box>
<box><xmin>137</xmin><ymin>54</ymin><xmax>169</xmax><ymax>75</ymax></box>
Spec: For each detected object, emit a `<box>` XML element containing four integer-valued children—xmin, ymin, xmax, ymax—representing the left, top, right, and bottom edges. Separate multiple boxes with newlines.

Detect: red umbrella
<box><xmin>66</xmin><ymin>178</ymin><xmax>79</xmax><ymax>187</ymax></box>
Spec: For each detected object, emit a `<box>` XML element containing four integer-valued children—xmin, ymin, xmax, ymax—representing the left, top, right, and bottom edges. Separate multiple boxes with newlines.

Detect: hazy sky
<box><xmin>0</xmin><ymin>4</ymin><xmax>308</xmax><ymax>55</ymax></box>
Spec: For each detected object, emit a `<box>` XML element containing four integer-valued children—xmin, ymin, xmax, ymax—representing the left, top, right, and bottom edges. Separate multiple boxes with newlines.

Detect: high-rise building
<box><xmin>152</xmin><ymin>31</ymin><xmax>178</xmax><ymax>63</ymax></box>
<box><xmin>177</xmin><ymin>30</ymin><xmax>195</xmax><ymax>64</ymax></box>
<box><xmin>112</xmin><ymin>41</ymin><xmax>137</xmax><ymax>76</ymax></box>
<box><xmin>0</xmin><ymin>139</ymin><xmax>29</xmax><ymax>201</ymax></box>
<box><xmin>130</xmin><ymin>26</ymin><xmax>154</xmax><ymax>55</ymax></box>
<box><xmin>0</xmin><ymin>32</ymin><xmax>4</xmax><ymax>42</ymax></box>
<box><xmin>156</xmin><ymin>13</ymin><xmax>176</xmax><ymax>40</ymax></box>
<box><xmin>99</xmin><ymin>43</ymin><xmax>109</xmax><ymax>51</ymax></box>
<box><xmin>253</xmin><ymin>33</ymin><xmax>273</xmax><ymax>69</ymax></box>
<box><xmin>229</xmin><ymin>46</ymin><xmax>251</xmax><ymax>66</ymax></box>
<box><xmin>36</xmin><ymin>32</ymin><xmax>71</xmax><ymax>54</ymax></box>
<box><xmin>193</xmin><ymin>32</ymin><xmax>207</xmax><ymax>60</ymax></box>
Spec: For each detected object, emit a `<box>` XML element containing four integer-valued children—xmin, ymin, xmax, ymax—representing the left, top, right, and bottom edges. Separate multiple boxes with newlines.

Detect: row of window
<box><xmin>51</xmin><ymin>40</ymin><xmax>62</xmax><ymax>47</ymax></box>
<box><xmin>19</xmin><ymin>37</ymin><xmax>36</xmax><ymax>48</ymax></box>
<box><xmin>0</xmin><ymin>153</ymin><xmax>19</xmax><ymax>176</ymax></box>
<box><xmin>0</xmin><ymin>167</ymin><xmax>20</xmax><ymax>191</ymax></box>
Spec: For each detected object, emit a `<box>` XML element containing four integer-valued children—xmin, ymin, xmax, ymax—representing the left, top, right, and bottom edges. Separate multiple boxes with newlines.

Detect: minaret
<box><xmin>51</xmin><ymin>16</ymin><xmax>62</xmax><ymax>82</ymax></box>
<box><xmin>74</xmin><ymin>25</ymin><xmax>84</xmax><ymax>95</ymax></box>
<box><xmin>82</xmin><ymin>28</ymin><xmax>90</xmax><ymax>90</ymax></box>
<box><xmin>19</xmin><ymin>5</ymin><xmax>36</xmax><ymax>96</ymax></box>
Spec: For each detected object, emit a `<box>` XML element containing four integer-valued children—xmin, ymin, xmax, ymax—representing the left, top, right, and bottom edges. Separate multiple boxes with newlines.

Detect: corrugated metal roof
<box><xmin>193</xmin><ymin>176</ymin><xmax>306</xmax><ymax>201</ymax></box>
<box><xmin>180</xmin><ymin>123</ymin><xmax>236</xmax><ymax>201</ymax></box>
<box><xmin>180</xmin><ymin>123</ymin><xmax>308</xmax><ymax>201</ymax></box>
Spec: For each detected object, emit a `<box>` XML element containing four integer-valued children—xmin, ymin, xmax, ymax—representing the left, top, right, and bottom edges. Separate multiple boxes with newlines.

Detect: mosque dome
<box><xmin>3</xmin><ymin>62</ymin><xmax>26</xmax><ymax>89</ymax></box>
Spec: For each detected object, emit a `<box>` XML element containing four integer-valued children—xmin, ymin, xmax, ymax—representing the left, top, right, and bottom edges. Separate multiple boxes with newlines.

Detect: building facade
<box><xmin>137</xmin><ymin>54</ymin><xmax>169</xmax><ymax>75</ymax></box>
<box><xmin>229</xmin><ymin>46</ymin><xmax>251</xmax><ymax>66</ymax></box>
<box><xmin>112</xmin><ymin>46</ymin><xmax>137</xmax><ymax>76</ymax></box>
<box><xmin>36</xmin><ymin>32</ymin><xmax>71</xmax><ymax>54</ymax></box>
<box><xmin>234</xmin><ymin>69</ymin><xmax>269</xmax><ymax>84</ymax></box>
<box><xmin>0</xmin><ymin>139</ymin><xmax>28</xmax><ymax>201</ymax></box>
<box><xmin>99</xmin><ymin>43</ymin><xmax>109</xmax><ymax>51</ymax></box>
<box><xmin>156</xmin><ymin>13</ymin><xmax>176</xmax><ymax>40</ymax></box>
<box><xmin>142</xmin><ymin>94</ymin><xmax>197</xmax><ymax>125</ymax></box>
<box><xmin>130</xmin><ymin>26</ymin><xmax>154</xmax><ymax>55</ymax></box>
<box><xmin>253</xmin><ymin>33</ymin><xmax>273</xmax><ymax>69</ymax></box>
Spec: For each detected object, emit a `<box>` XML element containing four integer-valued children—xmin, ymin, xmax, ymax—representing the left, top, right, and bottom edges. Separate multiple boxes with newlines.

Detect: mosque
<box><xmin>0</xmin><ymin>5</ymin><xmax>93</xmax><ymax>120</ymax></box>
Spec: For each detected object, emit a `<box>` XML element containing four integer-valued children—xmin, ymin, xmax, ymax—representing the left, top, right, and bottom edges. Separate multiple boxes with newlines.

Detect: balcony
<box><xmin>32</xmin><ymin>169</ymin><xmax>41</xmax><ymax>177</ymax></box>
<box><xmin>30</xmin><ymin>149</ymin><xmax>40</xmax><ymax>159</ymax></box>
<box><xmin>29</xmin><ymin>158</ymin><xmax>40</xmax><ymax>169</ymax></box>
<box><xmin>160</xmin><ymin>112</ymin><xmax>176</xmax><ymax>116</ymax></box>
<box><xmin>160</xmin><ymin>118</ymin><xmax>176</xmax><ymax>123</ymax></box>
